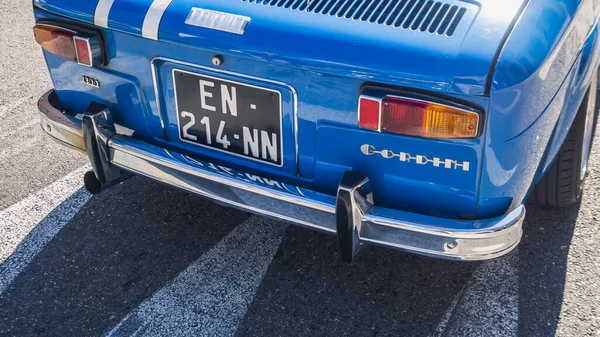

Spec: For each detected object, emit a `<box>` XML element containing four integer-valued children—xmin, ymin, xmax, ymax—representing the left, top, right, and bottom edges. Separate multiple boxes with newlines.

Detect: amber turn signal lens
<box><xmin>381</xmin><ymin>96</ymin><xmax>479</xmax><ymax>139</ymax></box>
<box><xmin>33</xmin><ymin>25</ymin><xmax>77</xmax><ymax>61</ymax></box>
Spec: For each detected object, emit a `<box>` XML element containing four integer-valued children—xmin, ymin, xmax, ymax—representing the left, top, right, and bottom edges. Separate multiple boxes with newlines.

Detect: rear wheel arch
<box><xmin>530</xmin><ymin>72</ymin><xmax>598</xmax><ymax>207</ymax></box>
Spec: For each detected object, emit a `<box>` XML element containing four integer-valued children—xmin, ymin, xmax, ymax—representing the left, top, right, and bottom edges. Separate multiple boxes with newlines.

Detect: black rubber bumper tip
<box><xmin>335</xmin><ymin>171</ymin><xmax>373</xmax><ymax>264</ymax></box>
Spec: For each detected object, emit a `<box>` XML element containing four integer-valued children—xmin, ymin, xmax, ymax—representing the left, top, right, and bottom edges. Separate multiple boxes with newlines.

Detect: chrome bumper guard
<box><xmin>38</xmin><ymin>90</ymin><xmax>525</xmax><ymax>262</ymax></box>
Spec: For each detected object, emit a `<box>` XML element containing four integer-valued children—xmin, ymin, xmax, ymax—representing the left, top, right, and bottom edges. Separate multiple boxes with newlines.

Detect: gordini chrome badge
<box><xmin>361</xmin><ymin>144</ymin><xmax>471</xmax><ymax>171</ymax></box>
<box><xmin>185</xmin><ymin>8</ymin><xmax>250</xmax><ymax>35</ymax></box>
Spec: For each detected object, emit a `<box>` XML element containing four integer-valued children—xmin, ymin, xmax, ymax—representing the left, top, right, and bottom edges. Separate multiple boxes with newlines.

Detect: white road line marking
<box><xmin>431</xmin><ymin>285</ymin><xmax>465</xmax><ymax>337</ymax></box>
<box><xmin>105</xmin><ymin>216</ymin><xmax>287</xmax><ymax>337</ymax></box>
<box><xmin>0</xmin><ymin>166</ymin><xmax>92</xmax><ymax>294</ymax></box>
<box><xmin>142</xmin><ymin>0</ymin><xmax>173</xmax><ymax>40</ymax></box>
<box><xmin>432</xmin><ymin>250</ymin><xmax>519</xmax><ymax>337</ymax></box>
<box><xmin>94</xmin><ymin>0</ymin><xmax>116</xmax><ymax>28</ymax></box>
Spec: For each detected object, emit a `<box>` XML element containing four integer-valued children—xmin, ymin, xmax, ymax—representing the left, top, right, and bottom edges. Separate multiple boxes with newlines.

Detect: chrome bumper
<box><xmin>38</xmin><ymin>90</ymin><xmax>525</xmax><ymax>262</ymax></box>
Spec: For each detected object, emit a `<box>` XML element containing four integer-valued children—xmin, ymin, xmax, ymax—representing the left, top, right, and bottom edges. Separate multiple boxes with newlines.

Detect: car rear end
<box><xmin>33</xmin><ymin>0</ymin><xmax>526</xmax><ymax>262</ymax></box>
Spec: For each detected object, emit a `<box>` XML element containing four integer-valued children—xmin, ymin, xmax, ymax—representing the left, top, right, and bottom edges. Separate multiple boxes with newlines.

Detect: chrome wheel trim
<box><xmin>580</xmin><ymin>77</ymin><xmax>597</xmax><ymax>181</ymax></box>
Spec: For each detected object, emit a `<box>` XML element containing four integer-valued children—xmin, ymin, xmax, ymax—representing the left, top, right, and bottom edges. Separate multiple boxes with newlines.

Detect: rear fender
<box><xmin>536</xmin><ymin>15</ymin><xmax>600</xmax><ymax>182</ymax></box>
<box><xmin>479</xmin><ymin>0</ymin><xmax>599</xmax><ymax>217</ymax></box>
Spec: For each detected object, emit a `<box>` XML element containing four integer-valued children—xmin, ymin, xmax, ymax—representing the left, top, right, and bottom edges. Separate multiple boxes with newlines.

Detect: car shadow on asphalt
<box><xmin>236</xmin><ymin>226</ymin><xmax>481</xmax><ymax>337</ymax></box>
<box><xmin>0</xmin><ymin>173</ymin><xmax>581</xmax><ymax>337</ymax></box>
<box><xmin>518</xmin><ymin>202</ymin><xmax>581</xmax><ymax>337</ymax></box>
<box><xmin>0</xmin><ymin>176</ymin><xmax>249</xmax><ymax>336</ymax></box>
<box><xmin>0</xmin><ymin>174</ymin><xmax>483</xmax><ymax>337</ymax></box>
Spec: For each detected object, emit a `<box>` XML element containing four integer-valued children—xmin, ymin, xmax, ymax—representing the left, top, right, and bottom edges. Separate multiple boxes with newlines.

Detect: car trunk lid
<box><xmin>36</xmin><ymin>0</ymin><xmax>526</xmax><ymax>96</ymax></box>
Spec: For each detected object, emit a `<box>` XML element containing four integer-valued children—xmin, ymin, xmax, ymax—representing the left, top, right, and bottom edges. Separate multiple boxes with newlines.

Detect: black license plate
<box><xmin>173</xmin><ymin>69</ymin><xmax>283</xmax><ymax>166</ymax></box>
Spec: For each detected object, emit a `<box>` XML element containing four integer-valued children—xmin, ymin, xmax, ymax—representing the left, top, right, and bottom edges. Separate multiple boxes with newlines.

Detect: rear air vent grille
<box><xmin>240</xmin><ymin>0</ymin><xmax>469</xmax><ymax>36</ymax></box>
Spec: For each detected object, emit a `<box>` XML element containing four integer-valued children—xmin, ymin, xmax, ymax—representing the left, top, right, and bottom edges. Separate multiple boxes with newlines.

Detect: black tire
<box><xmin>530</xmin><ymin>76</ymin><xmax>598</xmax><ymax>207</ymax></box>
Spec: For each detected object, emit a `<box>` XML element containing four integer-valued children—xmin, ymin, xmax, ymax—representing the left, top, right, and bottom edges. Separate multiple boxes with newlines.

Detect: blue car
<box><xmin>33</xmin><ymin>0</ymin><xmax>600</xmax><ymax>263</ymax></box>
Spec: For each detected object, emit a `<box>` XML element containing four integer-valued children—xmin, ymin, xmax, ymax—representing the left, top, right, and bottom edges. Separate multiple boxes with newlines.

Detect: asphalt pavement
<box><xmin>0</xmin><ymin>0</ymin><xmax>599</xmax><ymax>336</ymax></box>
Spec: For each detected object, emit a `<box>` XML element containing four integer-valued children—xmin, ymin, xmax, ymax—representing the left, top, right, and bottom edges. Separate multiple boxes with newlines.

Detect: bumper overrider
<box><xmin>38</xmin><ymin>90</ymin><xmax>525</xmax><ymax>262</ymax></box>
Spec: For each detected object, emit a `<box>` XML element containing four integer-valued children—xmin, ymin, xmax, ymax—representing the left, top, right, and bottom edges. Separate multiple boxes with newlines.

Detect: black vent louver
<box><xmin>240</xmin><ymin>0</ymin><xmax>468</xmax><ymax>36</ymax></box>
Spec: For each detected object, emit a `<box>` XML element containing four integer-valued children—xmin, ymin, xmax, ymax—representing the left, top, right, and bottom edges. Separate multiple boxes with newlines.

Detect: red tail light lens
<box><xmin>33</xmin><ymin>25</ymin><xmax>77</xmax><ymax>61</ymax></box>
<box><xmin>358</xmin><ymin>95</ymin><xmax>479</xmax><ymax>139</ymax></box>
<box><xmin>74</xmin><ymin>37</ymin><xmax>92</xmax><ymax>66</ymax></box>
<box><xmin>358</xmin><ymin>96</ymin><xmax>381</xmax><ymax>131</ymax></box>
<box><xmin>33</xmin><ymin>24</ymin><xmax>103</xmax><ymax>67</ymax></box>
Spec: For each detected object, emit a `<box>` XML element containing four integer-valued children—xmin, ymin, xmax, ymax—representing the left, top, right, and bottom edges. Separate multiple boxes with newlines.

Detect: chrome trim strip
<box><xmin>93</xmin><ymin>0</ymin><xmax>115</xmax><ymax>28</ymax></box>
<box><xmin>362</xmin><ymin>207</ymin><xmax>524</xmax><ymax>260</ymax></box>
<box><xmin>364</xmin><ymin>206</ymin><xmax>525</xmax><ymax>238</ymax></box>
<box><xmin>106</xmin><ymin>134</ymin><xmax>523</xmax><ymax>261</ymax></box>
<box><xmin>38</xmin><ymin>89</ymin><xmax>524</xmax><ymax>261</ymax></box>
<box><xmin>110</xmin><ymin>136</ymin><xmax>333</xmax><ymax>214</ymax></box>
<box><xmin>37</xmin><ymin>90</ymin><xmax>85</xmax><ymax>152</ymax></box>
<box><xmin>293</xmin><ymin>79</ymin><xmax>299</xmax><ymax>177</ymax></box>
<box><xmin>109</xmin><ymin>135</ymin><xmax>337</xmax><ymax>234</ymax></box>
<box><xmin>142</xmin><ymin>0</ymin><xmax>173</xmax><ymax>40</ymax></box>
<box><xmin>150</xmin><ymin>58</ymin><xmax>167</xmax><ymax>135</ymax></box>
<box><xmin>149</xmin><ymin>57</ymin><xmax>300</xmax><ymax>170</ymax></box>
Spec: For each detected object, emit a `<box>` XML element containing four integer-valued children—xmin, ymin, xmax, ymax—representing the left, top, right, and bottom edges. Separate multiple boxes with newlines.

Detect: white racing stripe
<box><xmin>94</xmin><ymin>0</ymin><xmax>116</xmax><ymax>28</ymax></box>
<box><xmin>105</xmin><ymin>216</ymin><xmax>286</xmax><ymax>337</ymax></box>
<box><xmin>0</xmin><ymin>165</ymin><xmax>92</xmax><ymax>294</ymax></box>
<box><xmin>142</xmin><ymin>0</ymin><xmax>173</xmax><ymax>40</ymax></box>
<box><xmin>432</xmin><ymin>250</ymin><xmax>519</xmax><ymax>337</ymax></box>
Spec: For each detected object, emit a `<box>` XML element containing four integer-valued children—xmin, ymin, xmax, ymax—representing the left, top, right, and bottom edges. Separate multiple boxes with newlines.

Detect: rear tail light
<box><xmin>33</xmin><ymin>24</ymin><xmax>103</xmax><ymax>67</ymax></box>
<box><xmin>33</xmin><ymin>25</ymin><xmax>77</xmax><ymax>61</ymax></box>
<box><xmin>358</xmin><ymin>95</ymin><xmax>479</xmax><ymax>139</ymax></box>
<box><xmin>73</xmin><ymin>36</ymin><xmax>93</xmax><ymax>66</ymax></box>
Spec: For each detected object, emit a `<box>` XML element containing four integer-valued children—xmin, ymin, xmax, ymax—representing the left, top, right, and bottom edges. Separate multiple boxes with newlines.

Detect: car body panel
<box><xmin>34</xmin><ymin>0</ymin><xmax>525</xmax><ymax>96</ymax></box>
<box><xmin>478</xmin><ymin>0</ymin><xmax>600</xmax><ymax>216</ymax></box>
<box><xmin>33</xmin><ymin>0</ymin><xmax>600</xmax><ymax>227</ymax></box>
<box><xmin>35</xmin><ymin>3</ymin><xmax>501</xmax><ymax>219</ymax></box>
